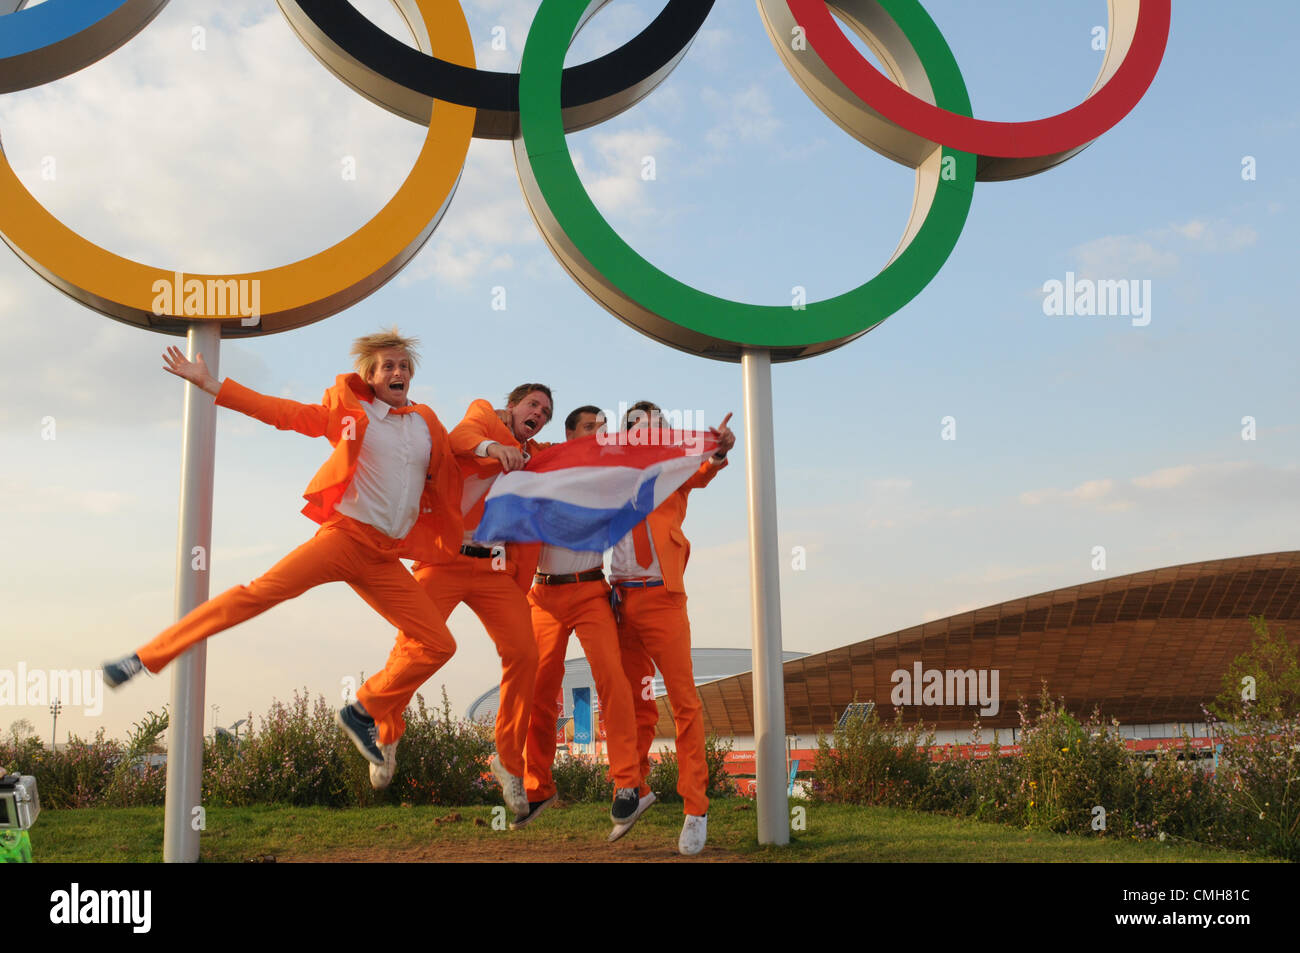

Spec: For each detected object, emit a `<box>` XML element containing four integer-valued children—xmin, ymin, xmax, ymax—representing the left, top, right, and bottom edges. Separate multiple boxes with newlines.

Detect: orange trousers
<box><xmin>615</xmin><ymin>585</ymin><xmax>708</xmax><ymax>816</ymax></box>
<box><xmin>525</xmin><ymin>580</ymin><xmax>641</xmax><ymax>800</ymax></box>
<box><xmin>363</xmin><ymin>556</ymin><xmax>538</xmax><ymax>772</ymax></box>
<box><xmin>136</xmin><ymin>514</ymin><xmax>457</xmax><ymax>746</ymax></box>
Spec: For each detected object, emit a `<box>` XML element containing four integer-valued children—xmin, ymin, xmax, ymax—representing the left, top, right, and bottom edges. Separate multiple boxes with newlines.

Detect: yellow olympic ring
<box><xmin>0</xmin><ymin>0</ymin><xmax>474</xmax><ymax>336</ymax></box>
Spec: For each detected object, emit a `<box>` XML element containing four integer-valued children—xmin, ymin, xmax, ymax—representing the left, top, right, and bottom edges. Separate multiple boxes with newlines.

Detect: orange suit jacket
<box><xmin>215</xmin><ymin>374</ymin><xmax>463</xmax><ymax>562</ymax></box>
<box><xmin>640</xmin><ymin>455</ymin><xmax>727</xmax><ymax>594</ymax></box>
<box><xmin>418</xmin><ymin>398</ymin><xmax>549</xmax><ymax>591</ymax></box>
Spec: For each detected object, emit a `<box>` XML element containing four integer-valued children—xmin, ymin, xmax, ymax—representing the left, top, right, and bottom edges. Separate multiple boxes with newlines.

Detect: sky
<box><xmin>1</xmin><ymin>0</ymin><xmax>1297</xmax><ymax>746</ymax></box>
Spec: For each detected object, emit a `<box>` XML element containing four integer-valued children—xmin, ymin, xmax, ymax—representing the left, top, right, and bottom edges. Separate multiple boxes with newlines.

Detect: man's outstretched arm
<box><xmin>163</xmin><ymin>345</ymin><xmax>330</xmax><ymax>437</ymax></box>
<box><xmin>683</xmin><ymin>412</ymin><xmax>736</xmax><ymax>490</ymax></box>
<box><xmin>163</xmin><ymin>345</ymin><xmax>221</xmax><ymax>396</ymax></box>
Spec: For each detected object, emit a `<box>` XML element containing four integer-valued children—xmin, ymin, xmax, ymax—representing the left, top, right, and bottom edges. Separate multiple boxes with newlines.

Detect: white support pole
<box><xmin>162</xmin><ymin>322</ymin><xmax>220</xmax><ymax>863</ymax></box>
<box><xmin>742</xmin><ymin>347</ymin><xmax>789</xmax><ymax>846</ymax></box>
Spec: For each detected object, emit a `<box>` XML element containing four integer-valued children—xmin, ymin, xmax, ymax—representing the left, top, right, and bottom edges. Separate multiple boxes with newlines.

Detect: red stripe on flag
<box><xmin>525</xmin><ymin>430</ymin><xmax>718</xmax><ymax>473</ymax></box>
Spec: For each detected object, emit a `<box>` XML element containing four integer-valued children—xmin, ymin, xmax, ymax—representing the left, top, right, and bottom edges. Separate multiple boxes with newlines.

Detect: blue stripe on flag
<box><xmin>476</xmin><ymin>476</ymin><xmax>660</xmax><ymax>550</ymax></box>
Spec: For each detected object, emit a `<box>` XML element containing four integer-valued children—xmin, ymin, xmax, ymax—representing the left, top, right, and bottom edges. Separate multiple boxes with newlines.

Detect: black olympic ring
<box><xmin>279</xmin><ymin>0</ymin><xmax>715</xmax><ymax>139</ymax></box>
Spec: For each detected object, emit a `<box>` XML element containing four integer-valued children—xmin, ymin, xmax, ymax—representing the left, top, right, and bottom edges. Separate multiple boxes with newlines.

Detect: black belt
<box><xmin>534</xmin><ymin>568</ymin><xmax>605</xmax><ymax>586</ymax></box>
<box><xmin>460</xmin><ymin>544</ymin><xmax>503</xmax><ymax>559</ymax></box>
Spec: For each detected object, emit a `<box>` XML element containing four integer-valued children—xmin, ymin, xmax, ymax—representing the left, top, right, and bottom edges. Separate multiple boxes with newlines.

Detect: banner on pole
<box><xmin>572</xmin><ymin>687</ymin><xmax>592</xmax><ymax>745</ymax></box>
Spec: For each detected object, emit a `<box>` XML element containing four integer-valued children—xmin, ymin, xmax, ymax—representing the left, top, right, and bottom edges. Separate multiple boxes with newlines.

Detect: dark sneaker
<box><xmin>611</xmin><ymin>787</ymin><xmax>640</xmax><ymax>823</ymax></box>
<box><xmin>336</xmin><ymin>705</ymin><xmax>385</xmax><ymax>766</ymax></box>
<box><xmin>608</xmin><ymin>789</ymin><xmax>656</xmax><ymax>842</ymax></box>
<box><xmin>101</xmin><ymin>654</ymin><xmax>144</xmax><ymax>690</ymax></box>
<box><xmin>509</xmin><ymin>794</ymin><xmax>557</xmax><ymax>831</ymax></box>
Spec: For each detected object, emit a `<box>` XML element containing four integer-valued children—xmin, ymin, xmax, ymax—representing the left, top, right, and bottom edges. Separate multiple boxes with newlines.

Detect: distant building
<box><xmin>680</xmin><ymin>551</ymin><xmax>1300</xmax><ymax>746</ymax></box>
<box><xmin>467</xmin><ymin>648</ymin><xmax>808</xmax><ymax>729</ymax></box>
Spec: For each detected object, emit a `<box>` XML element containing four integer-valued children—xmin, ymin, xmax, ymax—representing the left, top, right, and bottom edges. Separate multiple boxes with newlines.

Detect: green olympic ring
<box><xmin>514</xmin><ymin>0</ymin><xmax>976</xmax><ymax>363</ymax></box>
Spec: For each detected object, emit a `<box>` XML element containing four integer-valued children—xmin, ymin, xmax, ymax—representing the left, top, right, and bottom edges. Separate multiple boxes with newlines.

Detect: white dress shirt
<box><xmin>611</xmin><ymin>525</ymin><xmax>662</xmax><ymax>580</ymax></box>
<box><xmin>334</xmin><ymin>399</ymin><xmax>431</xmax><ymax>539</ymax></box>
<box><xmin>536</xmin><ymin>543</ymin><xmax>604</xmax><ymax>576</ymax></box>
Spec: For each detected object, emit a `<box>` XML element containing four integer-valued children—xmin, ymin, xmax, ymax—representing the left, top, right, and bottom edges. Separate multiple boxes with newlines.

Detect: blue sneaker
<box><xmin>336</xmin><ymin>705</ymin><xmax>385</xmax><ymax>766</ymax></box>
<box><xmin>101</xmin><ymin>654</ymin><xmax>144</xmax><ymax>690</ymax></box>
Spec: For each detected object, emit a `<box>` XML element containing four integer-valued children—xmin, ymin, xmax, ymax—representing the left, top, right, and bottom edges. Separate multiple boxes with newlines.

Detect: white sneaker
<box><xmin>678</xmin><ymin>814</ymin><xmax>707</xmax><ymax>856</ymax></box>
<box><xmin>369</xmin><ymin>742</ymin><xmax>397</xmax><ymax>791</ymax></box>
<box><xmin>490</xmin><ymin>756</ymin><xmax>529</xmax><ymax>816</ymax></box>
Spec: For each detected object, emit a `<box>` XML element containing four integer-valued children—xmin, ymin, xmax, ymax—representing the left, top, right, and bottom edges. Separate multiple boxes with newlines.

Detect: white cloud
<box><xmin>0</xmin><ymin>0</ymin><xmax>426</xmax><ymax>272</ymax></box>
<box><xmin>0</xmin><ymin>270</ymin><xmax>273</xmax><ymax>433</ymax></box>
<box><xmin>1167</xmin><ymin>219</ymin><xmax>1257</xmax><ymax>252</ymax></box>
<box><xmin>701</xmin><ymin>83</ymin><xmax>782</xmax><ymax>152</ymax></box>
<box><xmin>1022</xmin><ymin>478</ymin><xmax>1109</xmax><ymax>505</ymax></box>
<box><xmin>397</xmin><ymin>139</ymin><xmax>541</xmax><ymax>287</ymax></box>
<box><xmin>1130</xmin><ymin>464</ymin><xmax>1200</xmax><ymax>490</ymax></box>
<box><xmin>573</xmin><ymin>127</ymin><xmax>676</xmax><ymax>218</ymax></box>
<box><xmin>11</xmin><ymin>483</ymin><xmax>134</xmax><ymax>515</ymax></box>
<box><xmin>1072</xmin><ymin>235</ymin><xmax>1179</xmax><ymax>280</ymax></box>
<box><xmin>1021</xmin><ymin>461</ymin><xmax>1300</xmax><ymax>513</ymax></box>
<box><xmin>1070</xmin><ymin>217</ymin><xmax>1258</xmax><ymax>281</ymax></box>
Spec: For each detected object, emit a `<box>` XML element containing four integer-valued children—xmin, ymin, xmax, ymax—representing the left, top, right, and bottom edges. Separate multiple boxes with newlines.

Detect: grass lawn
<box><xmin>29</xmin><ymin>798</ymin><xmax>1271</xmax><ymax>863</ymax></box>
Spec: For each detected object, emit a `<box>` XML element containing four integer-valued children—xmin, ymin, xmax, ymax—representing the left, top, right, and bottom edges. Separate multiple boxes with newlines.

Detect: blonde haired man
<box><xmin>101</xmin><ymin>329</ymin><xmax>464</xmax><ymax>771</ymax></box>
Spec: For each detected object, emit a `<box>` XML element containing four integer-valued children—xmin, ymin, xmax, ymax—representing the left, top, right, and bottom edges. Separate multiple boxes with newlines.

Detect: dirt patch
<box><xmin>276</xmin><ymin>837</ymin><xmax>744</xmax><ymax>863</ymax></box>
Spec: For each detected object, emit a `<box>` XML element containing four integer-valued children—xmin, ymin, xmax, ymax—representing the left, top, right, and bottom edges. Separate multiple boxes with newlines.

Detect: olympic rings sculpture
<box><xmin>0</xmin><ymin>0</ymin><xmax>1169</xmax><ymax>362</ymax></box>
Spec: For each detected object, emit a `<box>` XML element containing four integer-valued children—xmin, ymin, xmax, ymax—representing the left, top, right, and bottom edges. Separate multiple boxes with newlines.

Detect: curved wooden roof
<box><xmin>662</xmin><ymin>551</ymin><xmax>1300</xmax><ymax>736</ymax></box>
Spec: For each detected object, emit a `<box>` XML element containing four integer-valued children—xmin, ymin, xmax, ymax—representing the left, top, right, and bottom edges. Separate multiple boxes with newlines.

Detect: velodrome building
<box><xmin>469</xmin><ymin>552</ymin><xmax>1299</xmax><ymax>748</ymax></box>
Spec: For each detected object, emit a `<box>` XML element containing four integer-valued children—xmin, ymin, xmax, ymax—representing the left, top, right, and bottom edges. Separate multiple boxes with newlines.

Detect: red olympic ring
<box><xmin>786</xmin><ymin>0</ymin><xmax>1170</xmax><ymax>174</ymax></box>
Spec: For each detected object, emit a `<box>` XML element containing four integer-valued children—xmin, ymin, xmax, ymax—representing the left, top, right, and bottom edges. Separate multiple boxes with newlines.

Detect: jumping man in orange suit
<box><xmin>512</xmin><ymin>406</ymin><xmax>646</xmax><ymax>837</ymax></box>
<box><xmin>363</xmin><ymin>384</ymin><xmax>554</xmax><ymax>815</ymax></box>
<box><xmin>100</xmin><ymin>330</ymin><xmax>464</xmax><ymax>771</ymax></box>
<box><xmin>611</xmin><ymin>401</ymin><xmax>735</xmax><ymax>856</ymax></box>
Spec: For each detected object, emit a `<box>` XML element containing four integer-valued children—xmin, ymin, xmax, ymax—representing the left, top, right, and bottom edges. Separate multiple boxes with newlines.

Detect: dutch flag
<box><xmin>475</xmin><ymin>430</ymin><xmax>719</xmax><ymax>551</ymax></box>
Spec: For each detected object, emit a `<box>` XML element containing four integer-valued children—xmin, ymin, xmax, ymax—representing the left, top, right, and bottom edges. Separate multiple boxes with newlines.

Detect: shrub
<box><xmin>385</xmin><ymin>690</ymin><xmax>495</xmax><ymax>807</ymax></box>
<box><xmin>205</xmin><ymin>690</ymin><xmax>356</xmax><ymax>807</ymax></box>
<box><xmin>920</xmin><ymin>725</ymin><xmax>1017</xmax><ymax>821</ymax></box>
<box><xmin>810</xmin><ymin>705</ymin><xmax>932</xmax><ymax>807</ymax></box>
<box><xmin>23</xmin><ymin>731</ymin><xmax>121</xmax><ymax>809</ymax></box>
<box><xmin>1124</xmin><ymin>738</ymin><xmax>1226</xmax><ymax>845</ymax></box>
<box><xmin>1208</xmin><ymin>704</ymin><xmax>1300</xmax><ymax>860</ymax></box>
<box><xmin>647</xmin><ymin>734</ymin><xmax>737</xmax><ymax>802</ymax></box>
<box><xmin>1013</xmin><ymin>688</ymin><xmax>1135</xmax><ymax>834</ymax></box>
<box><xmin>1</xmin><ymin>720</ymin><xmax>43</xmax><ymax>775</ymax></box>
<box><xmin>551</xmin><ymin>752</ymin><xmax>614</xmax><ymax>803</ymax></box>
<box><xmin>105</xmin><ymin>711</ymin><xmax>168</xmax><ymax>808</ymax></box>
